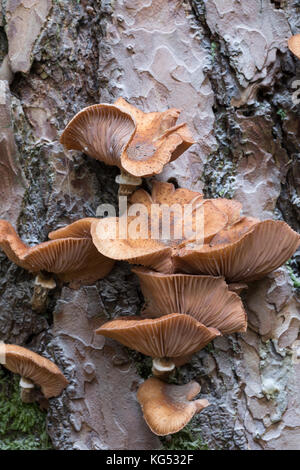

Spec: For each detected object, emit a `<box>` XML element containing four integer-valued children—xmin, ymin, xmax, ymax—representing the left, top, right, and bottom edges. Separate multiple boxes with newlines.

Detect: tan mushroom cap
<box><xmin>91</xmin><ymin>182</ymin><xmax>232</xmax><ymax>273</ymax></box>
<box><xmin>1</xmin><ymin>344</ymin><xmax>68</xmax><ymax>398</ymax></box>
<box><xmin>48</xmin><ymin>217</ymin><xmax>96</xmax><ymax>240</ymax></box>
<box><xmin>137</xmin><ymin>377</ymin><xmax>209</xmax><ymax>436</ymax></box>
<box><xmin>0</xmin><ymin>219</ymin><xmax>114</xmax><ymax>285</ymax></box>
<box><xmin>132</xmin><ymin>268</ymin><xmax>247</xmax><ymax>335</ymax></box>
<box><xmin>208</xmin><ymin>216</ymin><xmax>259</xmax><ymax>246</ymax></box>
<box><xmin>60</xmin><ymin>99</ymin><xmax>194</xmax><ymax>177</ymax></box>
<box><xmin>177</xmin><ymin>220</ymin><xmax>300</xmax><ymax>282</ymax></box>
<box><xmin>131</xmin><ymin>181</ymin><xmax>203</xmax><ymax>207</ymax></box>
<box><xmin>95</xmin><ymin>313</ymin><xmax>221</xmax><ymax>359</ymax></box>
<box><xmin>60</xmin><ymin>103</ymin><xmax>136</xmax><ymax>167</ymax></box>
<box><xmin>91</xmin><ymin>182</ymin><xmax>299</xmax><ymax>281</ymax></box>
<box><xmin>91</xmin><ymin>215</ymin><xmax>174</xmax><ymax>272</ymax></box>
<box><xmin>288</xmin><ymin>34</ymin><xmax>300</xmax><ymax>59</ymax></box>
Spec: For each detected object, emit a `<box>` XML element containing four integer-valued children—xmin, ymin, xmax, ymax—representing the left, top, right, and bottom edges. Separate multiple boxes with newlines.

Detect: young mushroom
<box><xmin>0</xmin><ymin>218</ymin><xmax>115</xmax><ymax>311</ymax></box>
<box><xmin>96</xmin><ymin>313</ymin><xmax>221</xmax><ymax>375</ymax></box>
<box><xmin>137</xmin><ymin>377</ymin><xmax>209</xmax><ymax>436</ymax></box>
<box><xmin>91</xmin><ymin>181</ymin><xmax>300</xmax><ymax>282</ymax></box>
<box><xmin>60</xmin><ymin>99</ymin><xmax>195</xmax><ymax>195</ymax></box>
<box><xmin>132</xmin><ymin>268</ymin><xmax>247</xmax><ymax>335</ymax></box>
<box><xmin>0</xmin><ymin>343</ymin><xmax>68</xmax><ymax>402</ymax></box>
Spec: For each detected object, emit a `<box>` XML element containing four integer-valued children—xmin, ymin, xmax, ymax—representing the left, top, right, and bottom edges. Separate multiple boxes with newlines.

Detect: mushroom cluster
<box><xmin>1</xmin><ymin>97</ymin><xmax>299</xmax><ymax>441</ymax></box>
<box><xmin>60</xmin><ymin>98</ymin><xmax>194</xmax><ymax>195</ymax></box>
<box><xmin>92</xmin><ymin>181</ymin><xmax>299</xmax><ymax>435</ymax></box>
<box><xmin>0</xmin><ymin>218</ymin><xmax>114</xmax><ymax>311</ymax></box>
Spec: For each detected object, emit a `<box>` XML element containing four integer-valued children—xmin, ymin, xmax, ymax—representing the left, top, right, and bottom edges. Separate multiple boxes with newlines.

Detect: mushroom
<box><xmin>132</xmin><ymin>268</ymin><xmax>247</xmax><ymax>335</ymax></box>
<box><xmin>91</xmin><ymin>181</ymin><xmax>300</xmax><ymax>282</ymax></box>
<box><xmin>177</xmin><ymin>219</ymin><xmax>300</xmax><ymax>282</ymax></box>
<box><xmin>288</xmin><ymin>34</ymin><xmax>300</xmax><ymax>59</ymax></box>
<box><xmin>137</xmin><ymin>377</ymin><xmax>209</xmax><ymax>436</ymax></box>
<box><xmin>31</xmin><ymin>272</ymin><xmax>57</xmax><ymax>313</ymax></box>
<box><xmin>0</xmin><ymin>344</ymin><xmax>68</xmax><ymax>402</ymax></box>
<box><xmin>91</xmin><ymin>181</ymin><xmax>235</xmax><ymax>272</ymax></box>
<box><xmin>96</xmin><ymin>313</ymin><xmax>221</xmax><ymax>373</ymax></box>
<box><xmin>60</xmin><ymin>99</ymin><xmax>194</xmax><ymax>195</ymax></box>
<box><xmin>0</xmin><ymin>218</ymin><xmax>114</xmax><ymax>311</ymax></box>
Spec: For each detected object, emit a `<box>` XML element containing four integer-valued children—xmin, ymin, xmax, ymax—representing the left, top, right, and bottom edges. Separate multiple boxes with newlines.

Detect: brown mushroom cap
<box><xmin>60</xmin><ymin>104</ymin><xmax>136</xmax><ymax>168</ymax></box>
<box><xmin>91</xmin><ymin>183</ymin><xmax>299</xmax><ymax>281</ymax></box>
<box><xmin>288</xmin><ymin>34</ymin><xmax>300</xmax><ymax>59</ymax></box>
<box><xmin>132</xmin><ymin>268</ymin><xmax>247</xmax><ymax>335</ymax></box>
<box><xmin>60</xmin><ymin>99</ymin><xmax>194</xmax><ymax>177</ymax></box>
<box><xmin>91</xmin><ymin>182</ymin><xmax>230</xmax><ymax>273</ymax></box>
<box><xmin>177</xmin><ymin>220</ymin><xmax>300</xmax><ymax>282</ymax></box>
<box><xmin>0</xmin><ymin>219</ymin><xmax>114</xmax><ymax>285</ymax></box>
<box><xmin>113</xmin><ymin>98</ymin><xmax>195</xmax><ymax>177</ymax></box>
<box><xmin>95</xmin><ymin>313</ymin><xmax>220</xmax><ymax>359</ymax></box>
<box><xmin>91</xmin><ymin>215</ymin><xmax>174</xmax><ymax>272</ymax></box>
<box><xmin>2</xmin><ymin>344</ymin><xmax>68</xmax><ymax>398</ymax></box>
<box><xmin>208</xmin><ymin>216</ymin><xmax>259</xmax><ymax>246</ymax></box>
<box><xmin>48</xmin><ymin>217</ymin><xmax>96</xmax><ymax>240</ymax></box>
<box><xmin>137</xmin><ymin>377</ymin><xmax>209</xmax><ymax>436</ymax></box>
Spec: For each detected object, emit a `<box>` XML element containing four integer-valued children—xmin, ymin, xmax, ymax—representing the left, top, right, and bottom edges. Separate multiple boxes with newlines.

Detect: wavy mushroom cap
<box><xmin>288</xmin><ymin>34</ymin><xmax>300</xmax><ymax>59</ymax></box>
<box><xmin>137</xmin><ymin>377</ymin><xmax>209</xmax><ymax>436</ymax></box>
<box><xmin>91</xmin><ymin>182</ymin><xmax>300</xmax><ymax>281</ymax></box>
<box><xmin>91</xmin><ymin>182</ymin><xmax>234</xmax><ymax>272</ymax></box>
<box><xmin>0</xmin><ymin>219</ymin><xmax>114</xmax><ymax>285</ymax></box>
<box><xmin>60</xmin><ymin>103</ymin><xmax>136</xmax><ymax>167</ymax></box>
<box><xmin>60</xmin><ymin>99</ymin><xmax>194</xmax><ymax>177</ymax></box>
<box><xmin>1</xmin><ymin>344</ymin><xmax>68</xmax><ymax>398</ymax></box>
<box><xmin>132</xmin><ymin>268</ymin><xmax>247</xmax><ymax>335</ymax></box>
<box><xmin>177</xmin><ymin>220</ymin><xmax>300</xmax><ymax>282</ymax></box>
<box><xmin>96</xmin><ymin>313</ymin><xmax>220</xmax><ymax>359</ymax></box>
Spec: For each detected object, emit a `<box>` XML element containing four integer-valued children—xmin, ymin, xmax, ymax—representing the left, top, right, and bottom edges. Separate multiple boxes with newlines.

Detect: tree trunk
<box><xmin>0</xmin><ymin>0</ymin><xmax>299</xmax><ymax>450</ymax></box>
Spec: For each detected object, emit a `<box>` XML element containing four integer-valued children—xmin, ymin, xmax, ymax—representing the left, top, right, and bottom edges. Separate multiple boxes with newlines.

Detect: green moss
<box><xmin>277</xmin><ymin>108</ymin><xmax>287</xmax><ymax>120</ymax></box>
<box><xmin>204</xmin><ymin>343</ymin><xmax>214</xmax><ymax>354</ymax></box>
<box><xmin>161</xmin><ymin>424</ymin><xmax>209</xmax><ymax>450</ymax></box>
<box><xmin>211</xmin><ymin>42</ymin><xmax>217</xmax><ymax>60</ymax></box>
<box><xmin>0</xmin><ymin>369</ymin><xmax>52</xmax><ymax>450</ymax></box>
<box><xmin>286</xmin><ymin>260</ymin><xmax>300</xmax><ymax>288</ymax></box>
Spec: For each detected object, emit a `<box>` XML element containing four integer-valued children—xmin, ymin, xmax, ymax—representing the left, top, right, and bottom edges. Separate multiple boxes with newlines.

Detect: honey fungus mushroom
<box><xmin>0</xmin><ymin>343</ymin><xmax>68</xmax><ymax>402</ymax></box>
<box><xmin>91</xmin><ymin>181</ymin><xmax>300</xmax><ymax>282</ymax></box>
<box><xmin>96</xmin><ymin>313</ymin><xmax>221</xmax><ymax>375</ymax></box>
<box><xmin>137</xmin><ymin>377</ymin><xmax>209</xmax><ymax>436</ymax></box>
<box><xmin>60</xmin><ymin>99</ymin><xmax>194</xmax><ymax>195</ymax></box>
<box><xmin>132</xmin><ymin>268</ymin><xmax>247</xmax><ymax>335</ymax></box>
<box><xmin>91</xmin><ymin>181</ymin><xmax>231</xmax><ymax>273</ymax></box>
<box><xmin>0</xmin><ymin>218</ymin><xmax>114</xmax><ymax>311</ymax></box>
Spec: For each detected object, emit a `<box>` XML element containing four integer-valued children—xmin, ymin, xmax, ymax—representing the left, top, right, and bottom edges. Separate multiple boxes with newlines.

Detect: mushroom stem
<box><xmin>115</xmin><ymin>170</ymin><xmax>142</xmax><ymax>197</ymax></box>
<box><xmin>152</xmin><ymin>358</ymin><xmax>175</xmax><ymax>377</ymax></box>
<box><xmin>19</xmin><ymin>377</ymin><xmax>35</xmax><ymax>403</ymax></box>
<box><xmin>31</xmin><ymin>273</ymin><xmax>56</xmax><ymax>313</ymax></box>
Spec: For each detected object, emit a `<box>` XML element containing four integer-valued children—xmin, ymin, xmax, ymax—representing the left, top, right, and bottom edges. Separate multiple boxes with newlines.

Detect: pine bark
<box><xmin>0</xmin><ymin>0</ymin><xmax>299</xmax><ymax>450</ymax></box>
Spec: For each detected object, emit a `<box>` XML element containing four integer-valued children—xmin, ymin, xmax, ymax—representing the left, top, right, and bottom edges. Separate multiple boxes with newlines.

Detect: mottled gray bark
<box><xmin>0</xmin><ymin>0</ymin><xmax>299</xmax><ymax>450</ymax></box>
